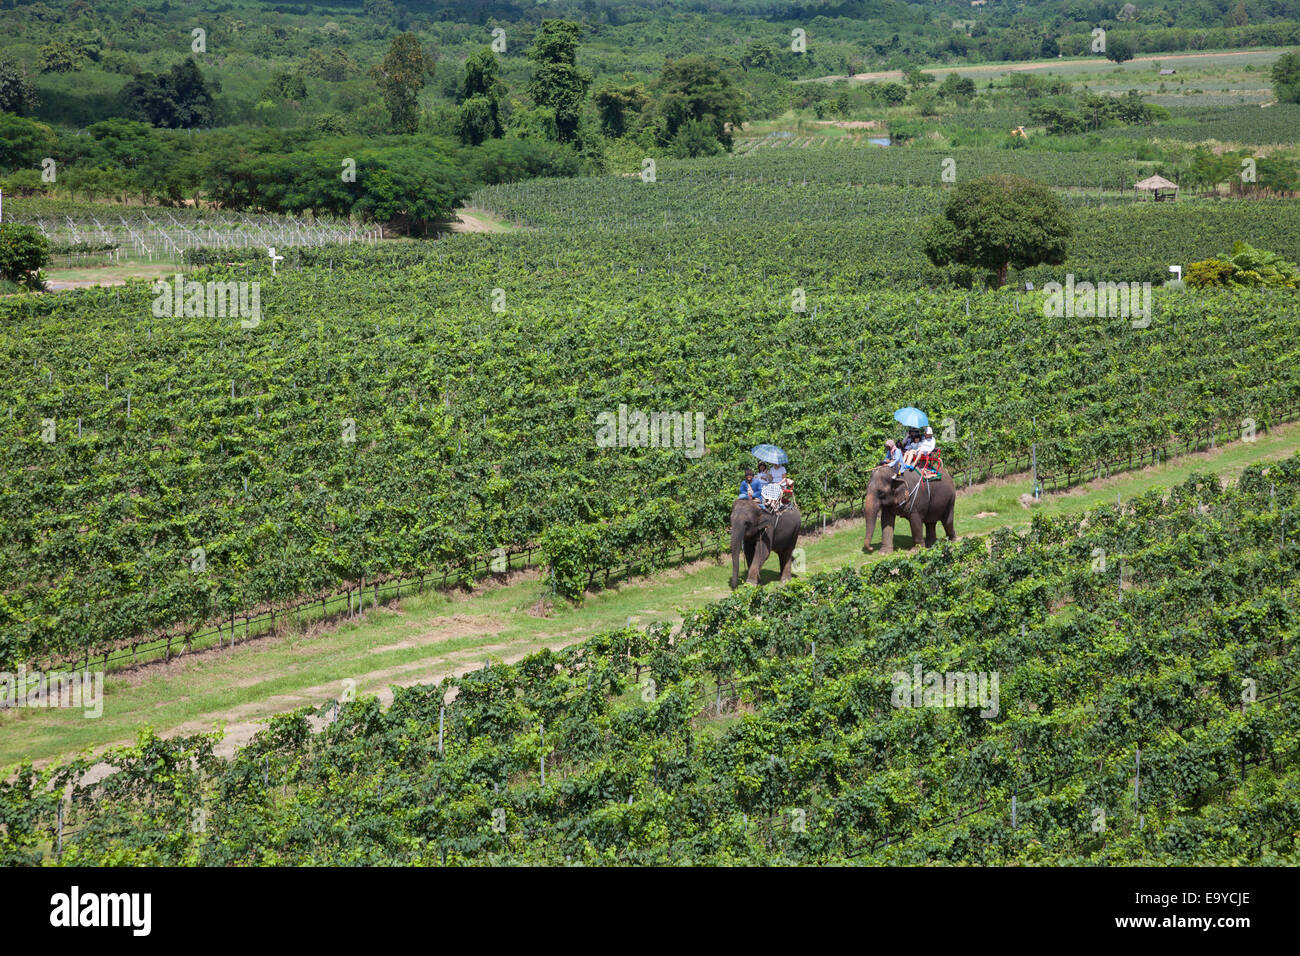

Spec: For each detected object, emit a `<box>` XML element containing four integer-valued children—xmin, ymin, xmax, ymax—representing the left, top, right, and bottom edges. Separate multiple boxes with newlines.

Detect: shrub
<box><xmin>0</xmin><ymin>222</ymin><xmax>48</xmax><ymax>290</ymax></box>
<box><xmin>1187</xmin><ymin>243</ymin><xmax>1300</xmax><ymax>288</ymax></box>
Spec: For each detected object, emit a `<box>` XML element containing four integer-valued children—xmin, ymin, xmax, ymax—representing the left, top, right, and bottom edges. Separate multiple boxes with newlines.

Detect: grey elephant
<box><xmin>862</xmin><ymin>465</ymin><xmax>957</xmax><ymax>553</ymax></box>
<box><xmin>730</xmin><ymin>499</ymin><xmax>802</xmax><ymax>587</ymax></box>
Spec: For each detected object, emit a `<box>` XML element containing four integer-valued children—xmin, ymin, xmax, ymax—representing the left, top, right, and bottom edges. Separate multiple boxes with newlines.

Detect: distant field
<box><xmin>816</xmin><ymin>47</ymin><xmax>1291</xmax><ymax>84</ymax></box>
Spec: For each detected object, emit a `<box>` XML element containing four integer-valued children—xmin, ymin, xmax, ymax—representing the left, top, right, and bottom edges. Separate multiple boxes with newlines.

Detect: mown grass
<box><xmin>5</xmin><ymin>421</ymin><xmax>1300</xmax><ymax>768</ymax></box>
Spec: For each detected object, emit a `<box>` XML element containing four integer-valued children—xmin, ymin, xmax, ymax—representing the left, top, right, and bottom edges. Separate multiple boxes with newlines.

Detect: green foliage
<box><xmin>37</xmin><ymin>39</ymin><xmax>90</xmax><ymax>75</ymax></box>
<box><xmin>1187</xmin><ymin>242</ymin><xmax>1300</xmax><ymax>289</ymax></box>
<box><xmin>1271</xmin><ymin>49</ymin><xmax>1300</xmax><ymax>104</ymax></box>
<box><xmin>261</xmin><ymin>71</ymin><xmax>307</xmax><ymax>105</ymax></box>
<box><xmin>0</xmin><ymin>112</ymin><xmax>57</xmax><ymax>172</ymax></box>
<box><xmin>0</xmin><ymin>169</ymin><xmax>48</xmax><ymax>198</ymax></box>
<box><xmin>1030</xmin><ymin>91</ymin><xmax>1166</xmax><ymax>135</ymax></box>
<box><xmin>527</xmin><ymin>20</ymin><xmax>591</xmax><ymax>144</ymax></box>
<box><xmin>3</xmin><ymin>195</ymin><xmax>1299</xmax><ymax>664</ymax></box>
<box><xmin>456</xmin><ymin>49</ymin><xmax>506</xmax><ymax>146</ymax></box>
<box><xmin>923</xmin><ymin>175</ymin><xmax>1072</xmax><ymax>286</ymax></box>
<box><xmin>593</xmin><ymin>77</ymin><xmax>650</xmax><ymax>139</ymax></box>
<box><xmin>1105</xmin><ymin>35</ymin><xmax>1136</xmax><ymax>64</ymax></box>
<box><xmin>121</xmin><ymin>59</ymin><xmax>215</xmax><ymax>129</ymax></box>
<box><xmin>0</xmin><ymin>222</ymin><xmax>48</xmax><ymax>290</ymax></box>
<box><xmin>370</xmin><ymin>33</ymin><xmax>434</xmax><ymax>135</ymax></box>
<box><xmin>0</xmin><ymin>57</ymin><xmax>39</xmax><ymax>116</ymax></box>
<box><xmin>1186</xmin><ymin>258</ymin><xmax>1236</xmax><ymax>287</ymax></box>
<box><xmin>644</xmin><ymin>55</ymin><xmax>748</xmax><ymax>154</ymax></box>
<box><xmin>11</xmin><ymin>458</ymin><xmax>1300</xmax><ymax>864</ymax></box>
<box><xmin>349</xmin><ymin>147</ymin><xmax>472</xmax><ymax>234</ymax></box>
<box><xmin>671</xmin><ymin>119</ymin><xmax>724</xmax><ymax>158</ymax></box>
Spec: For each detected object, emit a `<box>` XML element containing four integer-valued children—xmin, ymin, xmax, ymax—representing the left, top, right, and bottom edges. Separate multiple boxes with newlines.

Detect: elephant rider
<box><xmin>899</xmin><ymin>428</ymin><xmax>921</xmax><ymax>464</ymax></box>
<box><xmin>760</xmin><ymin>480</ymin><xmax>784</xmax><ymax>513</ymax></box>
<box><xmin>768</xmin><ymin>460</ymin><xmax>794</xmax><ymax>500</ymax></box>
<box><xmin>737</xmin><ymin>468</ymin><xmax>763</xmax><ymax>503</ymax></box>
<box><xmin>883</xmin><ymin>439</ymin><xmax>903</xmax><ymax>472</ymax></box>
<box><xmin>902</xmin><ymin>427</ymin><xmax>936</xmax><ymax>471</ymax></box>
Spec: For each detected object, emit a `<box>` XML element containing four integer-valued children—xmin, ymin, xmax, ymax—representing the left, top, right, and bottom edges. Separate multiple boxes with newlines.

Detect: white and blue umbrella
<box><xmin>893</xmin><ymin>407</ymin><xmax>929</xmax><ymax>429</ymax></box>
<box><xmin>750</xmin><ymin>444</ymin><xmax>789</xmax><ymax>465</ymax></box>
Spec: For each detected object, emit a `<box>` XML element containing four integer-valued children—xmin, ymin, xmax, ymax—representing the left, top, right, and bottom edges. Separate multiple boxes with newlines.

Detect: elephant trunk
<box><xmin>731</xmin><ymin>528</ymin><xmax>743</xmax><ymax>588</ymax></box>
<box><xmin>863</xmin><ymin>496</ymin><xmax>879</xmax><ymax>551</ymax></box>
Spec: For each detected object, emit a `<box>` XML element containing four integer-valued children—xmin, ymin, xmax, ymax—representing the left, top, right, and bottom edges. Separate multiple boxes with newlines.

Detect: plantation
<box><xmin>5</xmin><ymin>197</ymin><xmax>379</xmax><ymax>259</ymax></box>
<box><xmin>3</xmin><ymin>185</ymin><xmax>1300</xmax><ymax>669</ymax></box>
<box><xmin>2</xmin><ymin>1</ymin><xmax>1300</xmax><ymax>883</ymax></box>
<box><xmin>5</xmin><ymin>458</ymin><xmax>1298</xmax><ymax>864</ymax></box>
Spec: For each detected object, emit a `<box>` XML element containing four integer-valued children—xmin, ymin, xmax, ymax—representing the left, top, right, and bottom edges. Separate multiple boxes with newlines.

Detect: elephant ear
<box><xmin>890</xmin><ymin>473</ymin><xmax>909</xmax><ymax>506</ymax></box>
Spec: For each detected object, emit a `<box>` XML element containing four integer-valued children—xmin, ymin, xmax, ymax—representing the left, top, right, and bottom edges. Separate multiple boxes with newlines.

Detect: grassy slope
<box><xmin>5</xmin><ymin>420</ymin><xmax>1300</xmax><ymax>768</ymax></box>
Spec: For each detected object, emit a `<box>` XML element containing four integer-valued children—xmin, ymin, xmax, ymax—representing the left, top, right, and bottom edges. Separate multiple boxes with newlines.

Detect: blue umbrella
<box><xmin>893</xmin><ymin>407</ymin><xmax>929</xmax><ymax>429</ymax></box>
<box><xmin>751</xmin><ymin>444</ymin><xmax>789</xmax><ymax>465</ymax></box>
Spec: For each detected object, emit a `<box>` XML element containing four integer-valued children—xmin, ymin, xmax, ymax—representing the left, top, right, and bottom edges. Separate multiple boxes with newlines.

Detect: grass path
<box><xmin>41</xmin><ymin>257</ymin><xmax>184</xmax><ymax>290</ymax></box>
<box><xmin>6</xmin><ymin>422</ymin><xmax>1300</xmax><ymax>769</ymax></box>
<box><xmin>449</xmin><ymin>207</ymin><xmax>520</xmax><ymax>234</ymax></box>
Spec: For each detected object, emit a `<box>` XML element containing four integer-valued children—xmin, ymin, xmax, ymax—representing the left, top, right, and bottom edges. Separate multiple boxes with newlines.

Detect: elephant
<box><xmin>862</xmin><ymin>465</ymin><xmax>957</xmax><ymax>553</ymax></box>
<box><xmin>730</xmin><ymin>498</ymin><xmax>802</xmax><ymax>587</ymax></box>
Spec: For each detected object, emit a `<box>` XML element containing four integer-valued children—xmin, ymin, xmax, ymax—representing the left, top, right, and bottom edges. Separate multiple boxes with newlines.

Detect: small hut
<box><xmin>1134</xmin><ymin>174</ymin><xmax>1179</xmax><ymax>202</ymax></box>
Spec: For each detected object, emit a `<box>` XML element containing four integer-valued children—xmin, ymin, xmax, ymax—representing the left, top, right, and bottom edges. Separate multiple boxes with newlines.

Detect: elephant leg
<box><xmin>748</xmin><ymin>540</ymin><xmax>771</xmax><ymax>585</ymax></box>
<box><xmin>925</xmin><ymin>521</ymin><xmax>937</xmax><ymax>548</ymax></box>
<box><xmin>880</xmin><ymin>515</ymin><xmax>896</xmax><ymax>553</ymax></box>
<box><xmin>907</xmin><ymin>514</ymin><xmax>925</xmax><ymax>549</ymax></box>
<box><xmin>943</xmin><ymin>503</ymin><xmax>957</xmax><ymax>541</ymax></box>
<box><xmin>778</xmin><ymin>547</ymin><xmax>794</xmax><ymax>581</ymax></box>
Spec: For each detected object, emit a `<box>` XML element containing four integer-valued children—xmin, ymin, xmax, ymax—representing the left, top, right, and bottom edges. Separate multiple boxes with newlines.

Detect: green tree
<box><xmin>1106</xmin><ymin>35</ymin><xmax>1135</xmax><ymax>64</ymax></box>
<box><xmin>1271</xmin><ymin>50</ymin><xmax>1300</xmax><ymax>104</ymax></box>
<box><xmin>922</xmin><ymin>174</ymin><xmax>1072</xmax><ymax>287</ymax></box>
<box><xmin>592</xmin><ymin>76</ymin><xmax>649</xmax><ymax>138</ymax></box>
<box><xmin>122</xmin><ymin>59</ymin><xmax>214</xmax><ymax>128</ymax></box>
<box><xmin>652</xmin><ymin>56</ymin><xmax>747</xmax><ymax>151</ymax></box>
<box><xmin>902</xmin><ymin>65</ymin><xmax>934</xmax><ymax>90</ymax></box>
<box><xmin>670</xmin><ymin>118</ymin><xmax>723</xmax><ymax>158</ymax></box>
<box><xmin>0</xmin><ymin>58</ymin><xmax>39</xmax><ymax>116</ymax></box>
<box><xmin>0</xmin><ymin>223</ymin><xmax>49</xmax><ymax>291</ymax></box>
<box><xmin>370</xmin><ymin>33</ymin><xmax>435</xmax><ymax>135</ymax></box>
<box><xmin>872</xmin><ymin>82</ymin><xmax>908</xmax><ymax>105</ymax></box>
<box><xmin>740</xmin><ymin>40</ymin><xmax>779</xmax><ymax>73</ymax></box>
<box><xmin>456</xmin><ymin>49</ymin><xmax>506</xmax><ymax>145</ymax></box>
<box><xmin>352</xmin><ymin>147</ymin><xmax>472</xmax><ymax>236</ymax></box>
<box><xmin>307</xmin><ymin>47</ymin><xmax>356</xmax><ymax>83</ymax></box>
<box><xmin>1182</xmin><ymin>149</ymin><xmax>1235</xmax><ymax>192</ymax></box>
<box><xmin>0</xmin><ymin>113</ymin><xmax>58</xmax><ymax>171</ymax></box>
<box><xmin>1028</xmin><ymin>101</ymin><xmax>1085</xmax><ymax>135</ymax></box>
<box><xmin>456</xmin><ymin>96</ymin><xmax>497</xmax><ymax>146</ymax></box>
<box><xmin>526</xmin><ymin>20</ymin><xmax>591</xmax><ymax>144</ymax></box>
<box><xmin>37</xmin><ymin>40</ymin><xmax>88</xmax><ymax>74</ymax></box>
<box><xmin>262</xmin><ymin>71</ymin><xmax>307</xmax><ymax>104</ymax></box>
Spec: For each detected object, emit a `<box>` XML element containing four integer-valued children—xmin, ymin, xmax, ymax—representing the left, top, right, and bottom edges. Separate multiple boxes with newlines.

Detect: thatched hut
<box><xmin>1134</xmin><ymin>174</ymin><xmax>1179</xmax><ymax>202</ymax></box>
